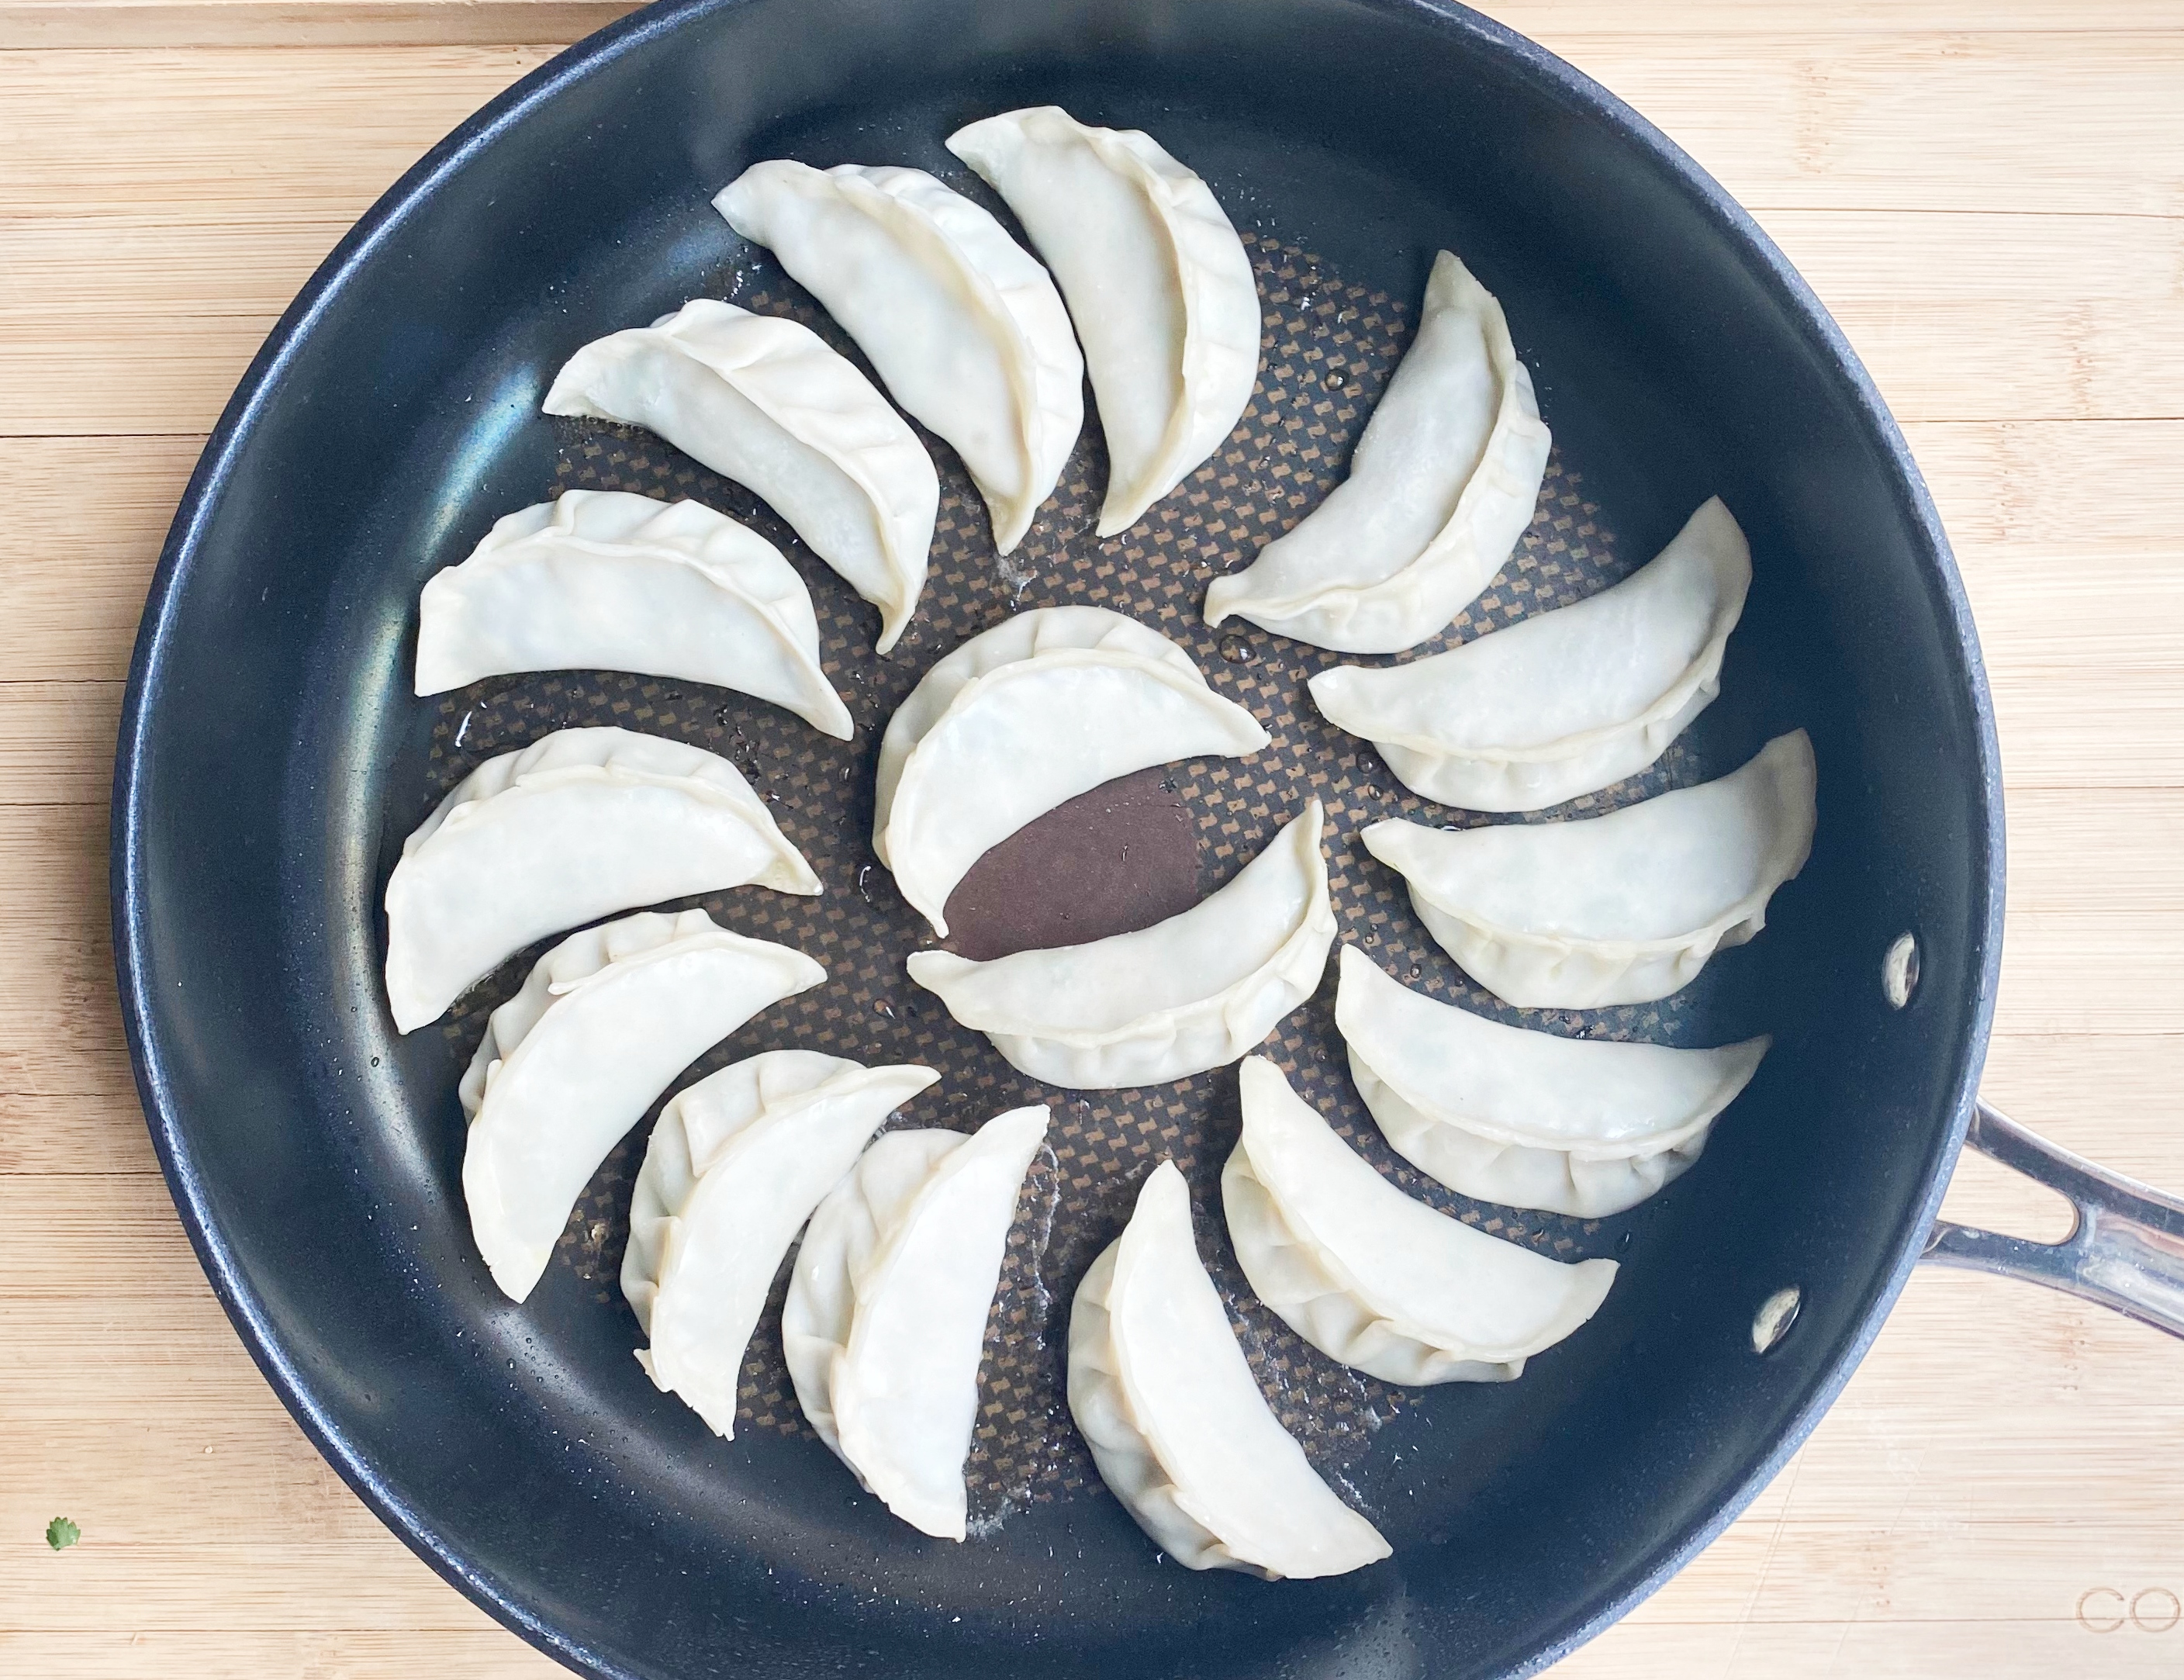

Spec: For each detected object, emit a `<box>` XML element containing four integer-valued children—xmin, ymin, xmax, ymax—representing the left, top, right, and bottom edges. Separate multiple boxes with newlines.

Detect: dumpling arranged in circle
<box><xmin>1310</xmin><ymin>497</ymin><xmax>1750</xmax><ymax>811</ymax></box>
<box><xmin>544</xmin><ymin>302</ymin><xmax>938</xmax><ymax>652</ymax></box>
<box><xmin>1337</xmin><ymin>947</ymin><xmax>1769</xmax><ymax>1217</ymax></box>
<box><xmin>947</xmin><ymin>105</ymin><xmax>1261</xmax><ymax>538</ymax></box>
<box><xmin>415</xmin><ymin>491</ymin><xmax>853</xmax><ymax>736</ymax></box>
<box><xmin>1207</xmin><ymin>249</ymin><xmax>1549</xmax><ymax>653</ymax></box>
<box><xmin>1222</xmin><ymin>1057</ymin><xmax>1618</xmax><ymax>1384</ymax></box>
<box><xmin>907</xmin><ymin>800</ymin><xmax>1334</xmax><ymax>1089</ymax></box>
<box><xmin>460</xmin><ymin>910</ymin><xmax>824</xmax><ymax>1303</ymax></box>
<box><xmin>382</xmin><ymin>727</ymin><xmax>819</xmax><ymax>1033</ymax></box>
<box><xmin>783</xmin><ymin>1104</ymin><xmax>1049</xmax><ymax>1540</ymax></box>
<box><xmin>1364</xmin><ymin>730</ymin><xmax>1816</xmax><ymax>1008</ymax></box>
<box><xmin>1068</xmin><ymin>1159</ymin><xmax>1391</xmax><ymax>1578</ymax></box>
<box><xmin>715</xmin><ymin>161</ymin><xmax>1082</xmax><ymax>555</ymax></box>
<box><xmin>873</xmin><ymin>607</ymin><xmax>1268</xmax><ymax>936</ymax></box>
<box><xmin>622</xmin><ymin>1051</ymin><xmax>939</xmax><ymax>1439</ymax></box>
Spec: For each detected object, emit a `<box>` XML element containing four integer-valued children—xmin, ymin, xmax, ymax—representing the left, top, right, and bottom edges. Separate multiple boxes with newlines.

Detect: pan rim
<box><xmin>109</xmin><ymin>1</ymin><xmax>2006</xmax><ymax>1675</ymax></box>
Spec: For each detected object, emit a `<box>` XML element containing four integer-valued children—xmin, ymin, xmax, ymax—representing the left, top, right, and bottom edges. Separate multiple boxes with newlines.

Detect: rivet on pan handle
<box><xmin>1923</xmin><ymin>1101</ymin><xmax>2184</xmax><ymax>1340</ymax></box>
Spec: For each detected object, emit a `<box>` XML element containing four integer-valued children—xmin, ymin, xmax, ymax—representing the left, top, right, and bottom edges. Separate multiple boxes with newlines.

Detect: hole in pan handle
<box><xmin>1922</xmin><ymin>1101</ymin><xmax>2184</xmax><ymax>1340</ymax></box>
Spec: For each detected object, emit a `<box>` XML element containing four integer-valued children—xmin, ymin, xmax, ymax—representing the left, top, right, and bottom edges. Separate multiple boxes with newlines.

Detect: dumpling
<box><xmin>541</xmin><ymin>301</ymin><xmax>936</xmax><ymax>652</ymax></box>
<box><xmin>414</xmin><ymin>491</ymin><xmax>854</xmax><ymax>736</ymax></box>
<box><xmin>1363</xmin><ymin>730</ymin><xmax>1816</xmax><ymax>1008</ymax></box>
<box><xmin>382</xmin><ymin>726</ymin><xmax>818</xmax><ymax>1033</ymax></box>
<box><xmin>1222</xmin><ymin>1057</ymin><xmax>1618</xmax><ymax>1384</ymax></box>
<box><xmin>1336</xmin><ymin>947</ymin><xmax>1769</xmax><ymax>1217</ymax></box>
<box><xmin>622</xmin><ymin>1050</ymin><xmax>939</xmax><ymax>1437</ymax></box>
<box><xmin>873</xmin><ymin>607</ymin><xmax>1268</xmax><ymax>936</ymax></box>
<box><xmin>1309</xmin><ymin>496</ymin><xmax>1750</xmax><ymax>811</ymax></box>
<box><xmin>783</xmin><ymin>1104</ymin><xmax>1049</xmax><ymax>1540</ymax></box>
<box><xmin>907</xmin><ymin>800</ymin><xmax>1334</xmax><ymax>1088</ymax></box>
<box><xmin>945</xmin><ymin>107</ymin><xmax>1260</xmax><ymax>537</ymax></box>
<box><xmin>714</xmin><ymin>161</ymin><xmax>1083</xmax><ymax>555</ymax></box>
<box><xmin>1205</xmin><ymin>250</ymin><xmax>1550</xmax><ymax>652</ymax></box>
<box><xmin>1067</xmin><ymin>1159</ymin><xmax>1390</xmax><ymax>1578</ymax></box>
<box><xmin>460</xmin><ymin>909</ymin><xmax>824</xmax><ymax>1303</ymax></box>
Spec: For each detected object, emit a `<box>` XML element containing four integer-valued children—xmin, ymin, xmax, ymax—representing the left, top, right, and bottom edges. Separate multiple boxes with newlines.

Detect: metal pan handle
<box><xmin>1923</xmin><ymin>1101</ymin><xmax>2184</xmax><ymax>1339</ymax></box>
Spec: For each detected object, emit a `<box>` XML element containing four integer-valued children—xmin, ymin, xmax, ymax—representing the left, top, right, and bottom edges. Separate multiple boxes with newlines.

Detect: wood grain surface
<box><xmin>3</xmin><ymin>2</ymin><xmax>2182</xmax><ymax>1675</ymax></box>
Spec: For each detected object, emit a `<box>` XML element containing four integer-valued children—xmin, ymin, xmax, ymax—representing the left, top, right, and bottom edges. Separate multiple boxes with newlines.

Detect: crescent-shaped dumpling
<box><xmin>1206</xmin><ymin>249</ymin><xmax>1550</xmax><ymax>652</ymax></box>
<box><xmin>459</xmin><ymin>910</ymin><xmax>825</xmax><ymax>1303</ymax></box>
<box><xmin>1309</xmin><ymin>496</ymin><xmax>1751</xmax><ymax>811</ymax></box>
<box><xmin>382</xmin><ymin>726</ymin><xmax>819</xmax><ymax>1033</ymax></box>
<box><xmin>1363</xmin><ymin>730</ymin><xmax>1816</xmax><ymax>1008</ymax></box>
<box><xmin>415</xmin><ymin>491</ymin><xmax>854</xmax><ymax>736</ymax></box>
<box><xmin>874</xmin><ymin>607</ymin><xmax>1268</xmax><ymax>936</ymax></box>
<box><xmin>945</xmin><ymin>106</ymin><xmax>1260</xmax><ymax>538</ymax></box>
<box><xmin>621</xmin><ymin>1050</ymin><xmax>939</xmax><ymax>1438</ymax></box>
<box><xmin>1222</xmin><ymin>1058</ymin><xmax>1619</xmax><ymax>1384</ymax></box>
<box><xmin>541</xmin><ymin>301</ymin><xmax>937</xmax><ymax>652</ymax></box>
<box><xmin>1066</xmin><ymin>1159</ymin><xmax>1390</xmax><ymax>1578</ymax></box>
<box><xmin>783</xmin><ymin>1104</ymin><xmax>1049</xmax><ymax>1540</ymax></box>
<box><xmin>1336</xmin><ymin>948</ymin><xmax>1770</xmax><ymax>1217</ymax></box>
<box><xmin>714</xmin><ymin>161</ymin><xmax>1083</xmax><ymax>555</ymax></box>
<box><xmin>906</xmin><ymin>800</ymin><xmax>1333</xmax><ymax>1088</ymax></box>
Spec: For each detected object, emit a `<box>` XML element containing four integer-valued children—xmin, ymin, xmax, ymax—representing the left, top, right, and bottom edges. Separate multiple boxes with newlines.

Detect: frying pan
<box><xmin>110</xmin><ymin>0</ymin><xmax>2184</xmax><ymax>1675</ymax></box>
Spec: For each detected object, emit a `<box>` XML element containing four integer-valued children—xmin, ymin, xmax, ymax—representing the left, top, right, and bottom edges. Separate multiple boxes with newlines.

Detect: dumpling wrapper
<box><xmin>874</xmin><ymin>607</ymin><xmax>1268</xmax><ymax>936</ymax></box>
<box><xmin>907</xmin><ymin>800</ymin><xmax>1334</xmax><ymax>1088</ymax></box>
<box><xmin>946</xmin><ymin>106</ymin><xmax>1260</xmax><ymax>537</ymax></box>
<box><xmin>1067</xmin><ymin>1159</ymin><xmax>1390</xmax><ymax>1578</ymax></box>
<box><xmin>415</xmin><ymin>490</ymin><xmax>854</xmax><ymax>737</ymax></box>
<box><xmin>1363</xmin><ymin>730</ymin><xmax>1816</xmax><ymax>1008</ymax></box>
<box><xmin>622</xmin><ymin>1051</ymin><xmax>939</xmax><ymax>1438</ymax></box>
<box><xmin>382</xmin><ymin>726</ymin><xmax>819</xmax><ymax>1033</ymax></box>
<box><xmin>714</xmin><ymin>161</ymin><xmax>1083</xmax><ymax>555</ymax></box>
<box><xmin>1206</xmin><ymin>249</ymin><xmax>1550</xmax><ymax>653</ymax></box>
<box><xmin>541</xmin><ymin>300</ymin><xmax>936</xmax><ymax>653</ymax></box>
<box><xmin>1309</xmin><ymin>496</ymin><xmax>1751</xmax><ymax>811</ymax></box>
<box><xmin>783</xmin><ymin>1105</ymin><xmax>1049</xmax><ymax>1540</ymax></box>
<box><xmin>459</xmin><ymin>910</ymin><xmax>825</xmax><ymax>1303</ymax></box>
<box><xmin>1222</xmin><ymin>1057</ymin><xmax>1618</xmax><ymax>1384</ymax></box>
<box><xmin>1336</xmin><ymin>947</ymin><xmax>1769</xmax><ymax>1217</ymax></box>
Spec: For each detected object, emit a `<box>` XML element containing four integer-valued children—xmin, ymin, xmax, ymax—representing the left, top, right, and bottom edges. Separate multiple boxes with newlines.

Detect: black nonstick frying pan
<box><xmin>112</xmin><ymin>0</ymin><xmax>2184</xmax><ymax>1675</ymax></box>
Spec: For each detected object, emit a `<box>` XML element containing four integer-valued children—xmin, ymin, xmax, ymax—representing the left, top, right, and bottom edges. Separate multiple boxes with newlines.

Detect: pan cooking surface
<box><xmin>406</xmin><ymin>210</ymin><xmax>1759</xmax><ymax>1523</ymax></box>
<box><xmin>120</xmin><ymin>5</ymin><xmax>2000</xmax><ymax>1674</ymax></box>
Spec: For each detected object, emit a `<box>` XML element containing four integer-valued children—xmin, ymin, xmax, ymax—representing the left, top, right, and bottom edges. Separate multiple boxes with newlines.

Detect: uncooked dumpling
<box><xmin>1222</xmin><ymin>1058</ymin><xmax>1618</xmax><ymax>1383</ymax></box>
<box><xmin>1067</xmin><ymin>1159</ymin><xmax>1390</xmax><ymax>1578</ymax></box>
<box><xmin>1336</xmin><ymin>948</ymin><xmax>1769</xmax><ymax>1217</ymax></box>
<box><xmin>415</xmin><ymin>491</ymin><xmax>853</xmax><ymax>736</ymax></box>
<box><xmin>946</xmin><ymin>106</ymin><xmax>1260</xmax><ymax>537</ymax></box>
<box><xmin>783</xmin><ymin>1105</ymin><xmax>1049</xmax><ymax>1540</ymax></box>
<box><xmin>542</xmin><ymin>301</ymin><xmax>936</xmax><ymax>652</ymax></box>
<box><xmin>1205</xmin><ymin>250</ymin><xmax>1549</xmax><ymax>652</ymax></box>
<box><xmin>1309</xmin><ymin>496</ymin><xmax>1750</xmax><ymax>811</ymax></box>
<box><xmin>907</xmin><ymin>800</ymin><xmax>1333</xmax><ymax>1088</ymax></box>
<box><xmin>1363</xmin><ymin>730</ymin><xmax>1816</xmax><ymax>1008</ymax></box>
<box><xmin>460</xmin><ymin>910</ymin><xmax>824</xmax><ymax>1303</ymax></box>
<box><xmin>622</xmin><ymin>1051</ymin><xmax>939</xmax><ymax>1437</ymax></box>
<box><xmin>714</xmin><ymin>161</ymin><xmax>1082</xmax><ymax>555</ymax></box>
<box><xmin>382</xmin><ymin>727</ymin><xmax>818</xmax><ymax>1033</ymax></box>
<box><xmin>873</xmin><ymin>607</ymin><xmax>1267</xmax><ymax>936</ymax></box>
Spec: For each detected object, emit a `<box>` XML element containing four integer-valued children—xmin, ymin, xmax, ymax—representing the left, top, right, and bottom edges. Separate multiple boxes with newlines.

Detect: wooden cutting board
<box><xmin>2</xmin><ymin>2</ymin><xmax>2180</xmax><ymax>1674</ymax></box>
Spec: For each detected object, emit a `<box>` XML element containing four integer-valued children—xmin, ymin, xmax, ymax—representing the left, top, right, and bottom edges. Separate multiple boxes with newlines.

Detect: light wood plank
<box><xmin>0</xmin><ymin>47</ymin><xmax>562</xmax><ymax>220</ymax></box>
<box><xmin>0</xmin><ymin>0</ymin><xmax>618</xmax><ymax>47</ymax></box>
<box><xmin>0</xmin><ymin>1633</ymin><xmax>562</xmax><ymax>1678</ymax></box>
<box><xmin>11</xmin><ymin>0</ymin><xmax>2184</xmax><ymax>52</ymax></box>
<box><xmin>1549</xmin><ymin>33</ymin><xmax>2184</xmax><ymax>217</ymax></box>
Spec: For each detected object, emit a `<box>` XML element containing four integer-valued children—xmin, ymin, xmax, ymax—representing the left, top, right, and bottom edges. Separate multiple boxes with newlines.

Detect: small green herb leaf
<box><xmin>45</xmin><ymin>1517</ymin><xmax>79</xmax><ymax>1551</ymax></box>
